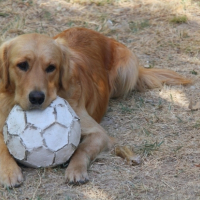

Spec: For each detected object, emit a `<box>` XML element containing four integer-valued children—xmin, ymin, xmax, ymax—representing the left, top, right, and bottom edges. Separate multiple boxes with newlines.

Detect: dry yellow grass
<box><xmin>1</xmin><ymin>0</ymin><xmax>200</xmax><ymax>199</ymax></box>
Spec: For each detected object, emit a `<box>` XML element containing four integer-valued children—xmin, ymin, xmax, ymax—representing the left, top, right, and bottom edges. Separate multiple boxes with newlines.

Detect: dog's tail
<box><xmin>135</xmin><ymin>66</ymin><xmax>192</xmax><ymax>91</ymax></box>
<box><xmin>110</xmin><ymin>45</ymin><xmax>192</xmax><ymax>98</ymax></box>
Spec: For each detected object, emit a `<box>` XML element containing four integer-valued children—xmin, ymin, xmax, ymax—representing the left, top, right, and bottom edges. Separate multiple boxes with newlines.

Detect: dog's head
<box><xmin>0</xmin><ymin>33</ymin><xmax>66</xmax><ymax>110</ymax></box>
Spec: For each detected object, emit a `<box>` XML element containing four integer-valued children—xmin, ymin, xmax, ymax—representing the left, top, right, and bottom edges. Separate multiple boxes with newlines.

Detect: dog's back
<box><xmin>54</xmin><ymin>27</ymin><xmax>191</xmax><ymax>122</ymax></box>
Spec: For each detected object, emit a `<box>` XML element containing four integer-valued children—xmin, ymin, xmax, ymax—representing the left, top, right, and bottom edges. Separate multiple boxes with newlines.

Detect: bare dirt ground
<box><xmin>1</xmin><ymin>0</ymin><xmax>200</xmax><ymax>199</ymax></box>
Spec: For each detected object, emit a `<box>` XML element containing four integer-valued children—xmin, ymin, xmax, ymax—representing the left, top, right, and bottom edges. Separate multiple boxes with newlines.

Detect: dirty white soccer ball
<box><xmin>3</xmin><ymin>96</ymin><xmax>81</xmax><ymax>168</ymax></box>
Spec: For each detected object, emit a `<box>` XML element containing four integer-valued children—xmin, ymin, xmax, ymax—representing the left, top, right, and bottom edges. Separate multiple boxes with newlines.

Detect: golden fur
<box><xmin>0</xmin><ymin>27</ymin><xmax>191</xmax><ymax>187</ymax></box>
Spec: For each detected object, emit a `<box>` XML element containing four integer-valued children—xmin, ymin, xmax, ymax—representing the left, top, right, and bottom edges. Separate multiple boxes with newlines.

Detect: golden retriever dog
<box><xmin>0</xmin><ymin>27</ymin><xmax>191</xmax><ymax>187</ymax></box>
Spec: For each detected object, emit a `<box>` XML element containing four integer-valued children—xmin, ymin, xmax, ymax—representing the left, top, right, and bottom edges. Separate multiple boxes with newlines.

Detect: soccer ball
<box><xmin>3</xmin><ymin>96</ymin><xmax>81</xmax><ymax>168</ymax></box>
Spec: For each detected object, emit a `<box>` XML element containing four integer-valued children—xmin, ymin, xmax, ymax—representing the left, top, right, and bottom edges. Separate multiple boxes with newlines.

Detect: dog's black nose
<box><xmin>29</xmin><ymin>91</ymin><xmax>45</xmax><ymax>105</ymax></box>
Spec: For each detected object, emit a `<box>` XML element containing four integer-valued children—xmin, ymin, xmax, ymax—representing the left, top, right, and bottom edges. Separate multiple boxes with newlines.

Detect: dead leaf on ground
<box><xmin>115</xmin><ymin>145</ymin><xmax>141</xmax><ymax>166</ymax></box>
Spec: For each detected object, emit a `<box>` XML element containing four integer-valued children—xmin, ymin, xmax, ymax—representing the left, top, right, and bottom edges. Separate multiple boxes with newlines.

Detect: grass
<box><xmin>129</xmin><ymin>19</ymin><xmax>150</xmax><ymax>32</ymax></box>
<box><xmin>157</xmin><ymin>99</ymin><xmax>163</xmax><ymax>110</ymax></box>
<box><xmin>22</xmin><ymin>0</ymin><xmax>33</xmax><ymax>5</ymax></box>
<box><xmin>0</xmin><ymin>13</ymin><xmax>9</xmax><ymax>17</ymax></box>
<box><xmin>176</xmin><ymin>115</ymin><xmax>184</xmax><ymax>123</ymax></box>
<box><xmin>135</xmin><ymin>140</ymin><xmax>164</xmax><ymax>157</ymax></box>
<box><xmin>66</xmin><ymin>0</ymin><xmax>116</xmax><ymax>6</ymax></box>
<box><xmin>119</xmin><ymin>103</ymin><xmax>135</xmax><ymax>113</ymax></box>
<box><xmin>193</xmin><ymin>122</ymin><xmax>200</xmax><ymax>129</ymax></box>
<box><xmin>170</xmin><ymin>15</ymin><xmax>188</xmax><ymax>24</ymax></box>
<box><xmin>190</xmin><ymin>70</ymin><xmax>198</xmax><ymax>75</ymax></box>
<box><xmin>173</xmin><ymin>145</ymin><xmax>183</xmax><ymax>153</ymax></box>
<box><xmin>142</xmin><ymin>128</ymin><xmax>152</xmax><ymax>136</ymax></box>
<box><xmin>43</xmin><ymin>10</ymin><xmax>51</xmax><ymax>20</ymax></box>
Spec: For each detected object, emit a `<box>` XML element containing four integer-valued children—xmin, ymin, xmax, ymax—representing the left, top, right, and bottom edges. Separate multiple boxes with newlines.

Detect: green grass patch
<box><xmin>0</xmin><ymin>12</ymin><xmax>9</xmax><ymax>17</ymax></box>
<box><xmin>170</xmin><ymin>15</ymin><xmax>187</xmax><ymax>24</ymax></box>
<box><xmin>120</xmin><ymin>103</ymin><xmax>135</xmax><ymax>114</ymax></box>
<box><xmin>136</xmin><ymin>140</ymin><xmax>164</xmax><ymax>156</ymax></box>
<box><xmin>129</xmin><ymin>19</ymin><xmax>150</xmax><ymax>32</ymax></box>
<box><xmin>190</xmin><ymin>70</ymin><xmax>198</xmax><ymax>75</ymax></box>
<box><xmin>193</xmin><ymin>122</ymin><xmax>200</xmax><ymax>129</ymax></box>
<box><xmin>142</xmin><ymin>128</ymin><xmax>152</xmax><ymax>136</ymax></box>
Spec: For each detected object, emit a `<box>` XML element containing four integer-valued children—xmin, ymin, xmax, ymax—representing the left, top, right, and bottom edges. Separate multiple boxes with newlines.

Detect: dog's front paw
<box><xmin>0</xmin><ymin>158</ymin><xmax>23</xmax><ymax>188</ymax></box>
<box><xmin>65</xmin><ymin>163</ymin><xmax>89</xmax><ymax>185</ymax></box>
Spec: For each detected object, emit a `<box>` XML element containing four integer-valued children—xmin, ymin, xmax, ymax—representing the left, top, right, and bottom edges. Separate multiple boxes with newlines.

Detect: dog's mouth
<box><xmin>16</xmin><ymin>102</ymin><xmax>43</xmax><ymax>111</ymax></box>
<box><xmin>28</xmin><ymin>104</ymin><xmax>43</xmax><ymax>110</ymax></box>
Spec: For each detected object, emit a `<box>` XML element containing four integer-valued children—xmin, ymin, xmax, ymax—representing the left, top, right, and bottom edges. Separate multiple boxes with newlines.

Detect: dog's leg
<box><xmin>0</xmin><ymin>94</ymin><xmax>23</xmax><ymax>187</ymax></box>
<box><xmin>65</xmin><ymin>109</ymin><xmax>113</xmax><ymax>184</ymax></box>
<box><xmin>0</xmin><ymin>134</ymin><xmax>23</xmax><ymax>187</ymax></box>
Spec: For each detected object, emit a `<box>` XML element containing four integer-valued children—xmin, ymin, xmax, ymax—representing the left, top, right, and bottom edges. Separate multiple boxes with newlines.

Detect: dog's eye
<box><xmin>17</xmin><ymin>61</ymin><xmax>29</xmax><ymax>72</ymax></box>
<box><xmin>46</xmin><ymin>65</ymin><xmax>56</xmax><ymax>73</ymax></box>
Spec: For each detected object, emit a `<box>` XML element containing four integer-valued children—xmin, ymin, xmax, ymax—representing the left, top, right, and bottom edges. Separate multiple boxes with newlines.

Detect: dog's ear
<box><xmin>0</xmin><ymin>41</ymin><xmax>10</xmax><ymax>90</ymax></box>
<box><xmin>54</xmin><ymin>38</ymin><xmax>71</xmax><ymax>90</ymax></box>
